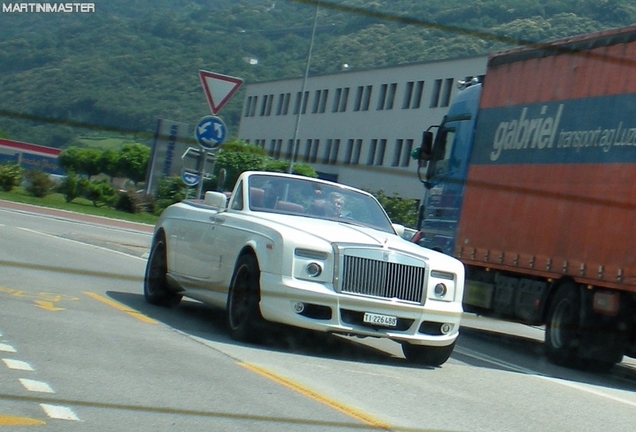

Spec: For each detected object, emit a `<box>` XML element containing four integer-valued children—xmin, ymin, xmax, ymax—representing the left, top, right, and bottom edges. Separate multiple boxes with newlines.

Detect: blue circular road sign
<box><xmin>194</xmin><ymin>115</ymin><xmax>227</xmax><ymax>150</ymax></box>
<box><xmin>181</xmin><ymin>170</ymin><xmax>200</xmax><ymax>187</ymax></box>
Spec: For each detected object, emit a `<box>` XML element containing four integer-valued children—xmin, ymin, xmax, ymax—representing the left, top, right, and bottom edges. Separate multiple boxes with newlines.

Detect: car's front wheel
<box><xmin>227</xmin><ymin>254</ymin><xmax>265</xmax><ymax>342</ymax></box>
<box><xmin>143</xmin><ymin>233</ymin><xmax>182</xmax><ymax>307</ymax></box>
<box><xmin>401</xmin><ymin>341</ymin><xmax>455</xmax><ymax>367</ymax></box>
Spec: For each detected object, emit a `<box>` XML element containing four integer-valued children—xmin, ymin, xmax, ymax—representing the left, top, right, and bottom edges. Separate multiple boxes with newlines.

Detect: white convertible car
<box><xmin>144</xmin><ymin>171</ymin><xmax>464</xmax><ymax>366</ymax></box>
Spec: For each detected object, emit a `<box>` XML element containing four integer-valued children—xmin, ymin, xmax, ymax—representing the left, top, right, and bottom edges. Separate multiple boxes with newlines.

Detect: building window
<box><xmin>274</xmin><ymin>139</ymin><xmax>282</xmax><ymax>159</ymax></box>
<box><xmin>329</xmin><ymin>139</ymin><xmax>340</xmax><ymax>164</ymax></box>
<box><xmin>344</xmin><ymin>139</ymin><xmax>353</xmax><ymax>165</ymax></box>
<box><xmin>269</xmin><ymin>139</ymin><xmax>277</xmax><ymax>156</ymax></box>
<box><xmin>441</xmin><ymin>78</ymin><xmax>454</xmax><ymax>107</ymax></box>
<box><xmin>286</xmin><ymin>139</ymin><xmax>294</xmax><ymax>160</ymax></box>
<box><xmin>377</xmin><ymin>84</ymin><xmax>388</xmax><ymax>110</ymax></box>
<box><xmin>267</xmin><ymin>94</ymin><xmax>274</xmax><ymax>115</ymax></box>
<box><xmin>282</xmin><ymin>93</ymin><xmax>290</xmax><ymax>115</ymax></box>
<box><xmin>312</xmin><ymin>90</ymin><xmax>321</xmax><ymax>113</ymax></box>
<box><xmin>375</xmin><ymin>139</ymin><xmax>386</xmax><ymax>166</ymax></box>
<box><xmin>260</xmin><ymin>95</ymin><xmax>268</xmax><ymax>116</ymax></box>
<box><xmin>353</xmin><ymin>86</ymin><xmax>363</xmax><ymax>111</ymax></box>
<box><xmin>412</xmin><ymin>80</ymin><xmax>424</xmax><ymax>109</ymax></box>
<box><xmin>430</xmin><ymin>79</ymin><xmax>442</xmax><ymax>108</ymax></box>
<box><xmin>276</xmin><ymin>94</ymin><xmax>284</xmax><ymax>116</ymax></box>
<box><xmin>304</xmin><ymin>139</ymin><xmax>312</xmax><ymax>161</ymax></box>
<box><xmin>323</xmin><ymin>139</ymin><xmax>332</xmax><ymax>163</ymax></box>
<box><xmin>367</xmin><ymin>139</ymin><xmax>377</xmax><ymax>165</ymax></box>
<box><xmin>293</xmin><ymin>91</ymin><xmax>309</xmax><ymax>115</ymax></box>
<box><xmin>385</xmin><ymin>83</ymin><xmax>397</xmax><ymax>110</ymax></box>
<box><xmin>402</xmin><ymin>82</ymin><xmax>413</xmax><ymax>109</ymax></box>
<box><xmin>352</xmin><ymin>139</ymin><xmax>362</xmax><ymax>165</ymax></box>
<box><xmin>249</xmin><ymin>96</ymin><xmax>258</xmax><ymax>116</ymax></box>
<box><xmin>339</xmin><ymin>87</ymin><xmax>349</xmax><ymax>112</ymax></box>
<box><xmin>332</xmin><ymin>89</ymin><xmax>342</xmax><ymax>113</ymax></box>
<box><xmin>244</xmin><ymin>96</ymin><xmax>253</xmax><ymax>117</ymax></box>
<box><xmin>319</xmin><ymin>89</ymin><xmax>328</xmax><ymax>113</ymax></box>
<box><xmin>401</xmin><ymin>139</ymin><xmax>414</xmax><ymax>167</ymax></box>
<box><xmin>361</xmin><ymin>85</ymin><xmax>372</xmax><ymax>111</ymax></box>
<box><xmin>392</xmin><ymin>139</ymin><xmax>403</xmax><ymax>166</ymax></box>
<box><xmin>310</xmin><ymin>139</ymin><xmax>319</xmax><ymax>163</ymax></box>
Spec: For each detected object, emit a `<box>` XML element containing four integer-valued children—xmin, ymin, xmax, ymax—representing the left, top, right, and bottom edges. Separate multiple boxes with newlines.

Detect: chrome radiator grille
<box><xmin>340</xmin><ymin>255</ymin><xmax>426</xmax><ymax>304</ymax></box>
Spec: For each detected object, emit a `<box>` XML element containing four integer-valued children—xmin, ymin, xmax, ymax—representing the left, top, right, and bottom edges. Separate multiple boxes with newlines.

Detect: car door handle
<box><xmin>210</xmin><ymin>216</ymin><xmax>225</xmax><ymax>223</ymax></box>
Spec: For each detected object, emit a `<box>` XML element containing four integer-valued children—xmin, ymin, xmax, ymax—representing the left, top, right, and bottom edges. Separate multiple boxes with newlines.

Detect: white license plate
<box><xmin>363</xmin><ymin>312</ymin><xmax>398</xmax><ymax>327</ymax></box>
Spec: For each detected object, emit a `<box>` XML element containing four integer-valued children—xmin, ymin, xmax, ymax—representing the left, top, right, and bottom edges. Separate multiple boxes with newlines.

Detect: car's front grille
<box><xmin>340</xmin><ymin>255</ymin><xmax>426</xmax><ymax>304</ymax></box>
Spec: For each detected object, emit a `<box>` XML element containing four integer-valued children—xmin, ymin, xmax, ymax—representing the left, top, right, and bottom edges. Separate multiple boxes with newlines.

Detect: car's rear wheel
<box><xmin>227</xmin><ymin>254</ymin><xmax>265</xmax><ymax>342</ymax></box>
<box><xmin>401</xmin><ymin>341</ymin><xmax>455</xmax><ymax>367</ymax></box>
<box><xmin>144</xmin><ymin>233</ymin><xmax>182</xmax><ymax>307</ymax></box>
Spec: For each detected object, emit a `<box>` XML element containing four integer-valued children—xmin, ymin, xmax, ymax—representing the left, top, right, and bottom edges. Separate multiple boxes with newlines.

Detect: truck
<box><xmin>415</xmin><ymin>25</ymin><xmax>636</xmax><ymax>369</ymax></box>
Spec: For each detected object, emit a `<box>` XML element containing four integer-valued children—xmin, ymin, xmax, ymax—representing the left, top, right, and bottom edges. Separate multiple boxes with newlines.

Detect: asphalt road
<box><xmin>2</xmin><ymin>200</ymin><xmax>636</xmax><ymax>431</ymax></box>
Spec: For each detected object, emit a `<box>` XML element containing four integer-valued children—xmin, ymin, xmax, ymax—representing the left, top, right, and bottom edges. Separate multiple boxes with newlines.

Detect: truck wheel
<box><xmin>401</xmin><ymin>341</ymin><xmax>456</xmax><ymax>367</ymax></box>
<box><xmin>144</xmin><ymin>234</ymin><xmax>182</xmax><ymax>307</ymax></box>
<box><xmin>545</xmin><ymin>283</ymin><xmax>581</xmax><ymax>366</ymax></box>
<box><xmin>227</xmin><ymin>254</ymin><xmax>265</xmax><ymax>343</ymax></box>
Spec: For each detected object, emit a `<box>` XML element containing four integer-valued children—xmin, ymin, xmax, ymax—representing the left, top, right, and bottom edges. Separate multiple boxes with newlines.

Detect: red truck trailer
<box><xmin>416</xmin><ymin>25</ymin><xmax>636</xmax><ymax>369</ymax></box>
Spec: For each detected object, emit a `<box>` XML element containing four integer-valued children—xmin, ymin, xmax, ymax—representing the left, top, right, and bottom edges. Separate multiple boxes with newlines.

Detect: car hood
<box><xmin>253</xmin><ymin>212</ymin><xmax>423</xmax><ymax>253</ymax></box>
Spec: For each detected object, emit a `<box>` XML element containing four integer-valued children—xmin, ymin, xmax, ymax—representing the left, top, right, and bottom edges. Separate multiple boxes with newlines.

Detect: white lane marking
<box><xmin>16</xmin><ymin>227</ymin><xmax>147</xmax><ymax>260</ymax></box>
<box><xmin>536</xmin><ymin>375</ymin><xmax>636</xmax><ymax>408</ymax></box>
<box><xmin>40</xmin><ymin>404</ymin><xmax>81</xmax><ymax>421</ymax></box>
<box><xmin>0</xmin><ymin>343</ymin><xmax>16</xmax><ymax>352</ymax></box>
<box><xmin>2</xmin><ymin>358</ymin><xmax>34</xmax><ymax>371</ymax></box>
<box><xmin>456</xmin><ymin>346</ymin><xmax>636</xmax><ymax>408</ymax></box>
<box><xmin>455</xmin><ymin>346</ymin><xmax>537</xmax><ymax>374</ymax></box>
<box><xmin>19</xmin><ymin>378</ymin><xmax>54</xmax><ymax>393</ymax></box>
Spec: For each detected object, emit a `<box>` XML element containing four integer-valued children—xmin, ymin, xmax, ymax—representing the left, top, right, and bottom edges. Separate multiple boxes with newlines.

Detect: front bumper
<box><xmin>258</xmin><ymin>272</ymin><xmax>462</xmax><ymax>346</ymax></box>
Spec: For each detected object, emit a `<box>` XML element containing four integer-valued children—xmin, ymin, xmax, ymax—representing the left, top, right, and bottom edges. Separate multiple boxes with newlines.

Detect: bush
<box><xmin>115</xmin><ymin>190</ymin><xmax>155</xmax><ymax>214</ymax></box>
<box><xmin>154</xmin><ymin>176</ymin><xmax>185</xmax><ymax>215</ymax></box>
<box><xmin>58</xmin><ymin>171</ymin><xmax>82</xmax><ymax>202</ymax></box>
<box><xmin>0</xmin><ymin>163</ymin><xmax>23</xmax><ymax>192</ymax></box>
<box><xmin>24</xmin><ymin>169</ymin><xmax>54</xmax><ymax>198</ymax></box>
<box><xmin>83</xmin><ymin>179</ymin><xmax>117</xmax><ymax>207</ymax></box>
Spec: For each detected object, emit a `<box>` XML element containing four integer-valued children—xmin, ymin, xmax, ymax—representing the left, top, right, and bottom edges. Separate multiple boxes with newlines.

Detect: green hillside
<box><xmin>0</xmin><ymin>0</ymin><xmax>634</xmax><ymax>148</ymax></box>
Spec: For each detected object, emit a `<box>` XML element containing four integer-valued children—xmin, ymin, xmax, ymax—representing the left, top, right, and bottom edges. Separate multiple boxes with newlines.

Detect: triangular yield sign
<box><xmin>199</xmin><ymin>70</ymin><xmax>243</xmax><ymax>115</ymax></box>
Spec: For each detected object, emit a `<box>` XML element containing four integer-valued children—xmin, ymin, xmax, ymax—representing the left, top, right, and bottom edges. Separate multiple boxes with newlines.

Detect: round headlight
<box><xmin>434</xmin><ymin>283</ymin><xmax>447</xmax><ymax>298</ymax></box>
<box><xmin>306</xmin><ymin>262</ymin><xmax>322</xmax><ymax>277</ymax></box>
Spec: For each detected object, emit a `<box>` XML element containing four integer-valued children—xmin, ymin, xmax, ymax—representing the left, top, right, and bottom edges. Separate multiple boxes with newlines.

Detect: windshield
<box><xmin>247</xmin><ymin>174</ymin><xmax>394</xmax><ymax>233</ymax></box>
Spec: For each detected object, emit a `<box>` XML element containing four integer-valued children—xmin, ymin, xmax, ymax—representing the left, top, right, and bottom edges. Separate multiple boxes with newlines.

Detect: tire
<box><xmin>545</xmin><ymin>283</ymin><xmax>581</xmax><ymax>367</ymax></box>
<box><xmin>401</xmin><ymin>341</ymin><xmax>456</xmax><ymax>367</ymax></box>
<box><xmin>226</xmin><ymin>254</ymin><xmax>265</xmax><ymax>343</ymax></box>
<box><xmin>143</xmin><ymin>233</ymin><xmax>182</xmax><ymax>307</ymax></box>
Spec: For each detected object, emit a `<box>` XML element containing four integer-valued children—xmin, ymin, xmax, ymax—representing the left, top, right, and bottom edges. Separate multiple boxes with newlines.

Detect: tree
<box><xmin>0</xmin><ymin>163</ymin><xmax>23</xmax><ymax>192</ymax></box>
<box><xmin>263</xmin><ymin>160</ymin><xmax>317</xmax><ymax>177</ymax></box>
<box><xmin>373</xmin><ymin>189</ymin><xmax>418</xmax><ymax>227</ymax></box>
<box><xmin>58</xmin><ymin>147</ymin><xmax>102</xmax><ymax>177</ymax></box>
<box><xmin>116</xmin><ymin>142</ymin><xmax>150</xmax><ymax>185</ymax></box>
<box><xmin>24</xmin><ymin>169</ymin><xmax>53</xmax><ymax>198</ymax></box>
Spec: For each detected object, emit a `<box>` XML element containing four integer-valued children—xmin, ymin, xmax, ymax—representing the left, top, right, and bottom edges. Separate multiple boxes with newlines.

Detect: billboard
<box><xmin>144</xmin><ymin>119</ymin><xmax>191</xmax><ymax>196</ymax></box>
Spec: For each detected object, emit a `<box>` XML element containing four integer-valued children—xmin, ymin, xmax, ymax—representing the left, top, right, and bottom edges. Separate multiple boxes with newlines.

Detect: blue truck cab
<box><xmin>417</xmin><ymin>81</ymin><xmax>481</xmax><ymax>255</ymax></box>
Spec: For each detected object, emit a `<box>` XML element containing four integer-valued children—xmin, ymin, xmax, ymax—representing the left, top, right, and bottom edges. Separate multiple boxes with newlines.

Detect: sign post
<box><xmin>186</xmin><ymin>70</ymin><xmax>243</xmax><ymax>199</ymax></box>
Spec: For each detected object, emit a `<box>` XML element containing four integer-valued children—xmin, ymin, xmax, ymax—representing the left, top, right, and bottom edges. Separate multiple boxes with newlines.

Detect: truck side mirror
<box><xmin>418</xmin><ymin>131</ymin><xmax>434</xmax><ymax>162</ymax></box>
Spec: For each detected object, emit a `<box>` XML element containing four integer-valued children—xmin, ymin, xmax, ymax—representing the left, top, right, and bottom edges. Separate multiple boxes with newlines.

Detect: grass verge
<box><xmin>0</xmin><ymin>188</ymin><xmax>159</xmax><ymax>225</ymax></box>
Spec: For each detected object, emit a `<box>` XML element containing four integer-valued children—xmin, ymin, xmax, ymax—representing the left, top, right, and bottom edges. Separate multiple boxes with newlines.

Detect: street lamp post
<box><xmin>289</xmin><ymin>1</ymin><xmax>319</xmax><ymax>174</ymax></box>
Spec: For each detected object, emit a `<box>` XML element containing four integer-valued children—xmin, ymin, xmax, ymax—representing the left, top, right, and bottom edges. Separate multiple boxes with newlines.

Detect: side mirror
<box><xmin>392</xmin><ymin>223</ymin><xmax>405</xmax><ymax>237</ymax></box>
<box><xmin>204</xmin><ymin>191</ymin><xmax>228</xmax><ymax>209</ymax></box>
<box><xmin>418</xmin><ymin>131</ymin><xmax>434</xmax><ymax>162</ymax></box>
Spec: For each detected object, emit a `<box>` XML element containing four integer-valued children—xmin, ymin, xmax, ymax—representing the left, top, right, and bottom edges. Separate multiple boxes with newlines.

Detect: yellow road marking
<box><xmin>83</xmin><ymin>292</ymin><xmax>157</xmax><ymax>324</ymax></box>
<box><xmin>0</xmin><ymin>414</ymin><xmax>45</xmax><ymax>425</ymax></box>
<box><xmin>34</xmin><ymin>300</ymin><xmax>65</xmax><ymax>311</ymax></box>
<box><xmin>239</xmin><ymin>362</ymin><xmax>391</xmax><ymax>430</ymax></box>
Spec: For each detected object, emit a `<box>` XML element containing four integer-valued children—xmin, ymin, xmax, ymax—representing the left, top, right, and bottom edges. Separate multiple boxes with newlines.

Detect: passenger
<box><xmin>327</xmin><ymin>192</ymin><xmax>345</xmax><ymax>217</ymax></box>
